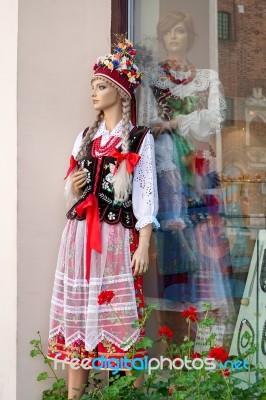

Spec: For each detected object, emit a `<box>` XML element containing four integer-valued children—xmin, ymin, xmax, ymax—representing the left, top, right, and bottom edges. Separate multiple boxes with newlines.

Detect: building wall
<box><xmin>17</xmin><ymin>1</ymin><xmax>111</xmax><ymax>398</ymax></box>
<box><xmin>218</xmin><ymin>0</ymin><xmax>266</xmax><ymax>120</ymax></box>
<box><xmin>0</xmin><ymin>1</ymin><xmax>18</xmax><ymax>399</ymax></box>
<box><xmin>218</xmin><ymin>0</ymin><xmax>266</xmax><ymax>216</ymax></box>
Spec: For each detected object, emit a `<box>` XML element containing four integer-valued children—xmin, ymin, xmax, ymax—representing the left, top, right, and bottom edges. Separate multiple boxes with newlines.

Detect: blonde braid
<box><xmin>113</xmin><ymin>96</ymin><xmax>132</xmax><ymax>202</ymax></box>
<box><xmin>76</xmin><ymin>111</ymin><xmax>104</xmax><ymax>161</ymax></box>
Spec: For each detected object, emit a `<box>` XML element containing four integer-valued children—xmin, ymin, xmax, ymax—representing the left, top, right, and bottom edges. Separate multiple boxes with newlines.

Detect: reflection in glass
<box><xmin>138</xmin><ymin>10</ymin><xmax>235</xmax><ymax>343</ymax></box>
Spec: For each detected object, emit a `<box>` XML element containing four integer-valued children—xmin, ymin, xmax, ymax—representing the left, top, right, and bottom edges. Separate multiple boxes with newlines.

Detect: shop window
<box><xmin>218</xmin><ymin>11</ymin><xmax>231</xmax><ymax>40</ymax></box>
<box><xmin>225</xmin><ymin>97</ymin><xmax>234</xmax><ymax>125</ymax></box>
<box><xmin>250</xmin><ymin>116</ymin><xmax>266</xmax><ymax>147</ymax></box>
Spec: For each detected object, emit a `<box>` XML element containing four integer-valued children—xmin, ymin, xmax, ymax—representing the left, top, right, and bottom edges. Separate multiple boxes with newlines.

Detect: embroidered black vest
<box><xmin>66</xmin><ymin>126</ymin><xmax>149</xmax><ymax>229</ymax></box>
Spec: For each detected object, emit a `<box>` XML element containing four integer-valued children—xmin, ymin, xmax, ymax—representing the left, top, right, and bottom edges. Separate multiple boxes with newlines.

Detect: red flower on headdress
<box><xmin>158</xmin><ymin>326</ymin><xmax>174</xmax><ymax>339</ymax></box>
<box><xmin>181</xmin><ymin>306</ymin><xmax>198</xmax><ymax>322</ymax></box>
<box><xmin>97</xmin><ymin>290</ymin><xmax>115</xmax><ymax>305</ymax></box>
<box><xmin>208</xmin><ymin>347</ymin><xmax>229</xmax><ymax>364</ymax></box>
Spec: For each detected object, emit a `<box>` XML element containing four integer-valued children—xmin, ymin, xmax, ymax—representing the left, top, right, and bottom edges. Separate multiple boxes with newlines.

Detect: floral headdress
<box><xmin>93</xmin><ymin>35</ymin><xmax>142</xmax><ymax>99</ymax></box>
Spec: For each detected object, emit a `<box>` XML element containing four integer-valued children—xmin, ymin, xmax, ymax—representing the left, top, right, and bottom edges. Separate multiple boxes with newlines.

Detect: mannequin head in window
<box><xmin>157</xmin><ymin>11</ymin><xmax>196</xmax><ymax>61</ymax></box>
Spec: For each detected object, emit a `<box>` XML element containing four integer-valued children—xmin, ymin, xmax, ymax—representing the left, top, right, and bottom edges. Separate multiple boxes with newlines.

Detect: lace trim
<box><xmin>54</xmin><ymin>272</ymin><xmax>88</xmax><ymax>288</ymax></box>
<box><xmin>89</xmin><ymin>274</ymin><xmax>133</xmax><ymax>285</ymax></box>
<box><xmin>49</xmin><ymin>327</ymin><xmax>88</xmax><ymax>348</ymax></box>
<box><xmin>147</xmin><ymin>68</ymin><xmax>218</xmax><ymax>93</ymax></box>
<box><xmin>49</xmin><ymin>325</ymin><xmax>65</xmax><ymax>339</ymax></box>
<box><xmin>85</xmin><ymin>328</ymin><xmax>141</xmax><ymax>352</ymax></box>
<box><xmin>135</xmin><ymin>215</ymin><xmax>160</xmax><ymax>230</ymax></box>
<box><xmin>88</xmin><ymin>303</ymin><xmax>137</xmax><ymax>312</ymax></box>
<box><xmin>51</xmin><ymin>299</ymin><xmax>87</xmax><ymax>313</ymax></box>
<box><xmin>49</xmin><ymin>326</ymin><xmax>141</xmax><ymax>351</ymax></box>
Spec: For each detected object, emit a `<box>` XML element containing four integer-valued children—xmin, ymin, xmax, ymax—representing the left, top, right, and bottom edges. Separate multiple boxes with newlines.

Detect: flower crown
<box><xmin>93</xmin><ymin>35</ymin><xmax>142</xmax><ymax>92</ymax></box>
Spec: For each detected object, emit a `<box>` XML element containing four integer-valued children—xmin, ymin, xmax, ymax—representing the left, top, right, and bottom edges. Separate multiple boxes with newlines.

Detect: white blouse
<box><xmin>138</xmin><ymin>68</ymin><xmax>226</xmax><ymax>141</ymax></box>
<box><xmin>67</xmin><ymin>120</ymin><xmax>159</xmax><ymax>230</ymax></box>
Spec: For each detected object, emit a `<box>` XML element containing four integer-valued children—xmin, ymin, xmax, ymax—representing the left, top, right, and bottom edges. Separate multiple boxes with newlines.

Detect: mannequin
<box><xmin>139</xmin><ymin>11</ymin><xmax>234</xmax><ymax>341</ymax></box>
<box><xmin>47</xmin><ymin>38</ymin><xmax>159</xmax><ymax>399</ymax></box>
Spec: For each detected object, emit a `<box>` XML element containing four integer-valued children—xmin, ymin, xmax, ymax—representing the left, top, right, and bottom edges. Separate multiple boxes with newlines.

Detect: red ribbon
<box><xmin>64</xmin><ymin>155</ymin><xmax>78</xmax><ymax>180</ymax></box>
<box><xmin>110</xmin><ymin>149</ymin><xmax>141</xmax><ymax>174</ymax></box>
<box><xmin>75</xmin><ymin>194</ymin><xmax>102</xmax><ymax>282</ymax></box>
<box><xmin>195</xmin><ymin>157</ymin><xmax>209</xmax><ymax>176</ymax></box>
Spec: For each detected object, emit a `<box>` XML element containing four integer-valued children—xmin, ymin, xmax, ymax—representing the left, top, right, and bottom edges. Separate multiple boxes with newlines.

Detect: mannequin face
<box><xmin>91</xmin><ymin>78</ymin><xmax>121</xmax><ymax>112</ymax></box>
<box><xmin>163</xmin><ymin>21</ymin><xmax>188</xmax><ymax>57</ymax></box>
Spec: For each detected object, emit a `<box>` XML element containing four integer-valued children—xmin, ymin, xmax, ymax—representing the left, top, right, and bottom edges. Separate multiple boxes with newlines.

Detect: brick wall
<box><xmin>218</xmin><ymin>0</ymin><xmax>266</xmax><ymax>215</ymax></box>
<box><xmin>218</xmin><ymin>0</ymin><xmax>266</xmax><ymax>119</ymax></box>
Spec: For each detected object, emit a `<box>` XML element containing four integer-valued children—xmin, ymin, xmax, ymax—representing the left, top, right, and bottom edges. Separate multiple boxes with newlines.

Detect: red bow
<box><xmin>110</xmin><ymin>149</ymin><xmax>141</xmax><ymax>174</ymax></box>
<box><xmin>64</xmin><ymin>155</ymin><xmax>78</xmax><ymax>180</ymax></box>
<box><xmin>75</xmin><ymin>194</ymin><xmax>102</xmax><ymax>282</ymax></box>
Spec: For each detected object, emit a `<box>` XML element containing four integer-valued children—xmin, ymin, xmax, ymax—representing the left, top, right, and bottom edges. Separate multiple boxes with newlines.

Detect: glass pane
<box><xmin>131</xmin><ymin>0</ymin><xmax>266</xmax><ymax>375</ymax></box>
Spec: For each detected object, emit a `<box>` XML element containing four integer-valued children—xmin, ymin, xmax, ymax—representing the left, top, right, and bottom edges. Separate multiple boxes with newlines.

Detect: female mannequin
<box><xmin>139</xmin><ymin>11</ymin><xmax>234</xmax><ymax>340</ymax></box>
<box><xmin>47</xmin><ymin>38</ymin><xmax>159</xmax><ymax>399</ymax></box>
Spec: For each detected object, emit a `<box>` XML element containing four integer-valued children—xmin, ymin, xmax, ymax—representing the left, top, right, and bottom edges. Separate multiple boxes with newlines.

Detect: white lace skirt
<box><xmin>48</xmin><ymin>219</ymin><xmax>140</xmax><ymax>351</ymax></box>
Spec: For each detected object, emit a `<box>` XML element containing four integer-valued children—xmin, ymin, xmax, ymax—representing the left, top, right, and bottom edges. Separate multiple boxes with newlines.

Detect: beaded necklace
<box><xmin>160</xmin><ymin>60</ymin><xmax>196</xmax><ymax>85</ymax></box>
<box><xmin>91</xmin><ymin>136</ymin><xmax>121</xmax><ymax>158</ymax></box>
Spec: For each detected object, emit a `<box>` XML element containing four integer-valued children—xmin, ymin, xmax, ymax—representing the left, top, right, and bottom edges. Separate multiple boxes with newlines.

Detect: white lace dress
<box><xmin>47</xmin><ymin>121</ymin><xmax>159</xmax><ymax>362</ymax></box>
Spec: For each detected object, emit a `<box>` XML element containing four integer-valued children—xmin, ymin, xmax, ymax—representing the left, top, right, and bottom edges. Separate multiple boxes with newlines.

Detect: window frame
<box><xmin>218</xmin><ymin>11</ymin><xmax>231</xmax><ymax>40</ymax></box>
<box><xmin>111</xmin><ymin>0</ymin><xmax>129</xmax><ymax>42</ymax></box>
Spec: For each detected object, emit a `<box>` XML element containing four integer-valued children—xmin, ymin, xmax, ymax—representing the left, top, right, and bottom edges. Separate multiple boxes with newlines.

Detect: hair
<box><xmin>76</xmin><ymin>77</ymin><xmax>132</xmax><ymax>202</ymax></box>
<box><xmin>157</xmin><ymin>11</ymin><xmax>196</xmax><ymax>51</ymax></box>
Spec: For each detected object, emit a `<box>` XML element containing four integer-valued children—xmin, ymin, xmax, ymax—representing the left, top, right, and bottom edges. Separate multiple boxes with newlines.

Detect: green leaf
<box><xmin>134</xmin><ymin>337</ymin><xmax>153</xmax><ymax>349</ymax></box>
<box><xmin>202</xmin><ymin>303</ymin><xmax>212</xmax><ymax>311</ymax></box>
<box><xmin>200</xmin><ymin>318</ymin><xmax>216</xmax><ymax>327</ymax></box>
<box><xmin>30</xmin><ymin>349</ymin><xmax>41</xmax><ymax>358</ymax></box>
<box><xmin>52</xmin><ymin>379</ymin><xmax>67</xmax><ymax>390</ymax></box>
<box><xmin>37</xmin><ymin>372</ymin><xmax>49</xmax><ymax>381</ymax></box>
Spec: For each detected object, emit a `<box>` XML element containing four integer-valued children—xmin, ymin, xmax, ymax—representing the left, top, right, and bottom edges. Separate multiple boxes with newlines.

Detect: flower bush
<box><xmin>30</xmin><ymin>301</ymin><xmax>266</xmax><ymax>400</ymax></box>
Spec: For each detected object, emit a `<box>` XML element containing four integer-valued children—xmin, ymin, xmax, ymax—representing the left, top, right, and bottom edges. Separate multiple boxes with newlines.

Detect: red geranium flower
<box><xmin>208</xmin><ymin>346</ymin><xmax>229</xmax><ymax>364</ymax></box>
<box><xmin>222</xmin><ymin>369</ymin><xmax>230</xmax><ymax>377</ymax></box>
<box><xmin>172</xmin><ymin>355</ymin><xmax>182</xmax><ymax>366</ymax></box>
<box><xmin>97</xmin><ymin>290</ymin><xmax>115</xmax><ymax>305</ymax></box>
<box><xmin>191</xmin><ymin>351</ymin><xmax>202</xmax><ymax>359</ymax></box>
<box><xmin>181</xmin><ymin>306</ymin><xmax>198</xmax><ymax>322</ymax></box>
<box><xmin>158</xmin><ymin>326</ymin><xmax>174</xmax><ymax>339</ymax></box>
<box><xmin>169</xmin><ymin>384</ymin><xmax>176</xmax><ymax>395</ymax></box>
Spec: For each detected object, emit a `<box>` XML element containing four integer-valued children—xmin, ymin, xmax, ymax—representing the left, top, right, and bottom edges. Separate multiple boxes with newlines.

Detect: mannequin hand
<box><xmin>161</xmin><ymin>219</ymin><xmax>186</xmax><ymax>231</ymax></box>
<box><xmin>152</xmin><ymin>118</ymin><xmax>180</xmax><ymax>138</ymax></box>
<box><xmin>131</xmin><ymin>241</ymin><xmax>149</xmax><ymax>276</ymax></box>
<box><xmin>72</xmin><ymin>170</ymin><xmax>87</xmax><ymax>196</ymax></box>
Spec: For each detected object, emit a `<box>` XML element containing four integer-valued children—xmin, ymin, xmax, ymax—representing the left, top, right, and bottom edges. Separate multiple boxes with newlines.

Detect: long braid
<box><xmin>121</xmin><ymin>97</ymin><xmax>131</xmax><ymax>153</ymax></box>
<box><xmin>113</xmin><ymin>96</ymin><xmax>132</xmax><ymax>202</ymax></box>
<box><xmin>76</xmin><ymin>111</ymin><xmax>104</xmax><ymax>161</ymax></box>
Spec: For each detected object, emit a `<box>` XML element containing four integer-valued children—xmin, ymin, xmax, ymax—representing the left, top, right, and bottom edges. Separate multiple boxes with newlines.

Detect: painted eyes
<box><xmin>91</xmin><ymin>85</ymin><xmax>106</xmax><ymax>91</ymax></box>
<box><xmin>165</xmin><ymin>29</ymin><xmax>186</xmax><ymax>36</ymax></box>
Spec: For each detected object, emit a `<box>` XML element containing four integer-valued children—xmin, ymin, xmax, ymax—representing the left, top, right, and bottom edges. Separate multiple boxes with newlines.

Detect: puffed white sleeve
<box><xmin>132</xmin><ymin>131</ymin><xmax>160</xmax><ymax>230</ymax></box>
<box><xmin>64</xmin><ymin>131</ymin><xmax>83</xmax><ymax>210</ymax></box>
<box><xmin>178</xmin><ymin>70</ymin><xmax>226</xmax><ymax>140</ymax></box>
